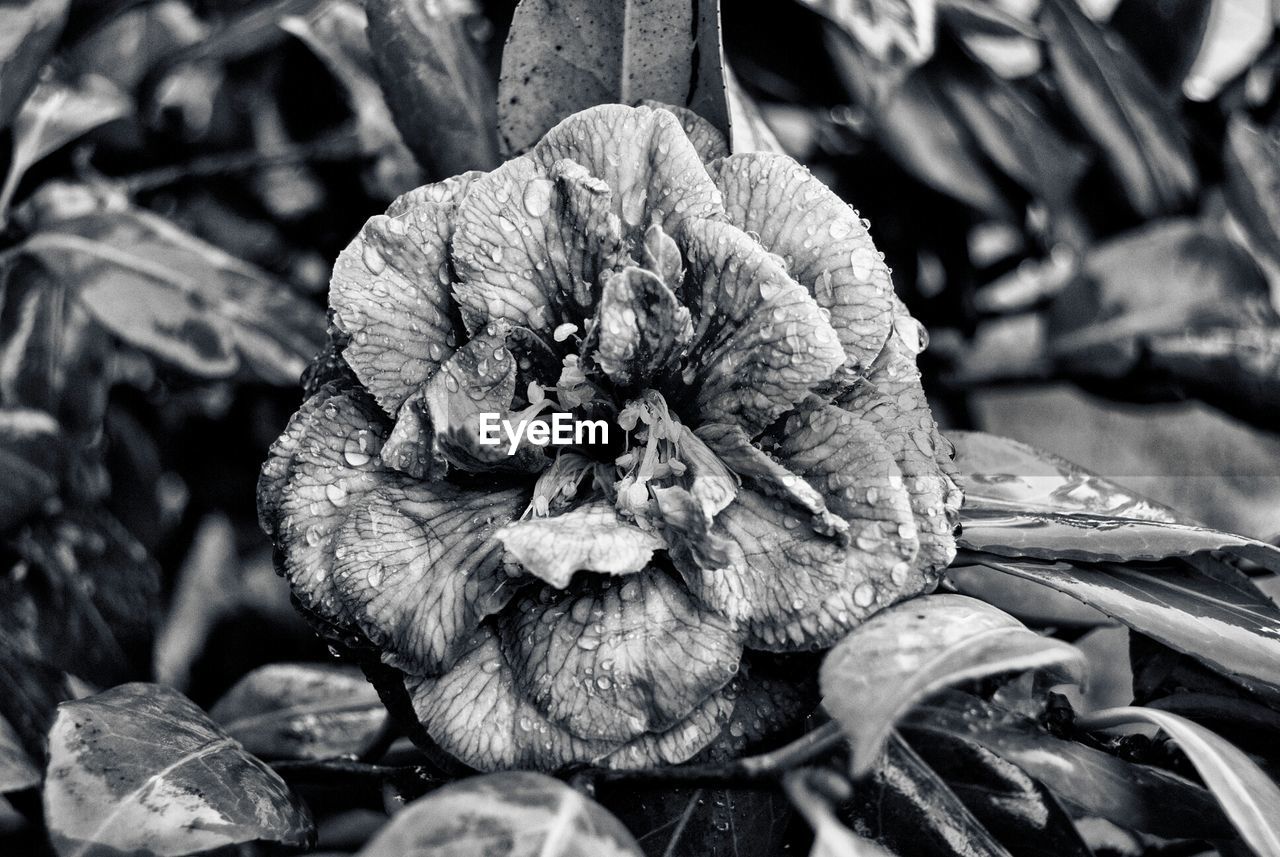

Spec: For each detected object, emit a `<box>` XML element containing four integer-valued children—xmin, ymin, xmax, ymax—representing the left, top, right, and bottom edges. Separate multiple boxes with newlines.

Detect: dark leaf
<box><xmin>0</xmin><ymin>408</ymin><xmax>65</xmax><ymax>531</ymax></box>
<box><xmin>357</xmin><ymin>771</ymin><xmax>643</xmax><ymax>857</ymax></box>
<box><xmin>946</xmin><ymin>564</ymin><xmax>1111</xmax><ymax>628</ymax></box>
<box><xmin>821</xmin><ymin>594</ymin><xmax>1085</xmax><ymax>775</ymax></box>
<box><xmin>1039</xmin><ymin>0</ymin><xmax>1197</xmax><ymax>217</ymax></box>
<box><xmin>904</xmin><ymin>695</ymin><xmax>1233</xmax><ymax>840</ymax></box>
<box><xmin>0</xmin><ymin>714</ymin><xmax>39</xmax><ymax>794</ymax></box>
<box><xmin>365</xmin><ymin>0</ymin><xmax>500</xmax><ymax>176</ymax></box>
<box><xmin>0</xmin><ymin>0</ymin><xmax>70</xmax><ymax>128</ymax></box>
<box><xmin>688</xmin><ymin>0</ymin><xmax>732</xmax><ymax>149</ymax></box>
<box><xmin>938</xmin><ymin>0</ymin><xmax>1043</xmax><ymax>79</ymax></box>
<box><xmin>209</xmin><ymin>663</ymin><xmax>387</xmax><ymax>761</ymax></box>
<box><xmin>783</xmin><ymin>770</ymin><xmax>894</xmax><ymax>857</ymax></box>
<box><xmin>598</xmin><ymin>782</ymin><xmax>793</xmax><ymax>857</ymax></box>
<box><xmin>1077</xmin><ymin>706</ymin><xmax>1280</xmax><ymax>857</ymax></box>
<box><xmin>725</xmin><ymin>65</ymin><xmax>785</xmax><ymax>153</ymax></box>
<box><xmin>1044</xmin><ymin>219</ymin><xmax>1275</xmax><ymax>378</ymax></box>
<box><xmin>18</xmin><ymin>204</ymin><xmax>324</xmax><ymax>383</ymax></box>
<box><xmin>0</xmin><ymin>637</ymin><xmax>67</xmax><ymax>765</ymax></box>
<box><xmin>906</xmin><ymin>728</ymin><xmax>1095</xmax><ymax>857</ymax></box>
<box><xmin>802</xmin><ymin>0</ymin><xmax>935</xmax><ymax>105</ymax></box>
<box><xmin>0</xmin><ymin>74</ymin><xmax>131</xmax><ymax>225</ymax></box>
<box><xmin>1225</xmin><ymin>114</ymin><xmax>1280</xmax><ymax>270</ymax></box>
<box><xmin>969</xmin><ymin>556</ymin><xmax>1280</xmax><ymax>705</ymax></box>
<box><xmin>1144</xmin><ymin>325</ymin><xmax>1280</xmax><ymax>428</ymax></box>
<box><xmin>43</xmin><ymin>683</ymin><xmax>314</xmax><ymax>856</ymax></box>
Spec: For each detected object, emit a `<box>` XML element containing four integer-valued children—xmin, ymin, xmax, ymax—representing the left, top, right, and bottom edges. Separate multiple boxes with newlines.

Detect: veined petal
<box><xmin>594</xmin><ymin>266</ymin><xmax>693</xmax><ymax>387</ymax></box>
<box><xmin>332</xmin><ymin>482</ymin><xmax>528</xmax><ymax>676</ymax></box>
<box><xmin>638</xmin><ymin>101</ymin><xmax>730</xmax><ymax>164</ymax></box>
<box><xmin>712</xmin><ymin>153</ymin><xmax>895</xmax><ymax>373</ymax></box>
<box><xmin>495</xmin><ymin>501</ymin><xmax>663</xmax><ymax>588</ymax></box>
<box><xmin>498</xmin><ymin>568</ymin><xmax>743</xmax><ymax>742</ymax></box>
<box><xmin>679</xmin><ymin>218</ymin><xmax>845</xmax><ymax>435</ymax></box>
<box><xmin>331</xmin><ymin>176</ymin><xmax>474</xmax><ymax>414</ymax></box>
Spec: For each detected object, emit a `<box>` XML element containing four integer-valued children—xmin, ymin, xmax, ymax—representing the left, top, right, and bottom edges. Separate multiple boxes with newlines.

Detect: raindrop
<box><xmin>343</xmin><ymin>435</ymin><xmax>371</xmax><ymax>467</ymax></box>
<box><xmin>828</xmin><ymin>219</ymin><xmax>853</xmax><ymax>240</ymax></box>
<box><xmin>325</xmin><ymin>482</ymin><xmax>350</xmax><ymax>508</ymax></box>
<box><xmin>893</xmin><ymin>315</ymin><xmax>929</xmax><ymax>356</ymax></box>
<box><xmin>362</xmin><ymin>243</ymin><xmax>387</xmax><ymax>275</ymax></box>
<box><xmin>577</xmin><ymin>637</ymin><xmax>601</xmax><ymax>651</ymax></box>
<box><xmin>523</xmin><ymin>179</ymin><xmax>554</xmax><ymax>217</ymax></box>
<box><xmin>853</xmin><ymin>583</ymin><xmax>876</xmax><ymax>607</ymax></box>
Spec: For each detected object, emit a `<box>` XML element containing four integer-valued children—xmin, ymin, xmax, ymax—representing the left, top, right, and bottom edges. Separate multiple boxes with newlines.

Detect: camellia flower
<box><xmin>259</xmin><ymin>104</ymin><xmax>961</xmax><ymax>771</ymax></box>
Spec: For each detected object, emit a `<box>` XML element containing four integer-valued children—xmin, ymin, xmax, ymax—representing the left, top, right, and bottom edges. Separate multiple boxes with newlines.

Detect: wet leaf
<box><xmin>43</xmin><ymin>683</ymin><xmax>315</xmax><ymax>856</ymax></box>
<box><xmin>1225</xmin><ymin>115</ymin><xmax>1280</xmax><ymax>269</ymax></box>
<box><xmin>905</xmin><ymin>695</ymin><xmax>1233</xmax><ymax>840</ymax></box>
<box><xmin>1039</xmin><ymin>0</ymin><xmax>1196</xmax><ymax>216</ymax></box>
<box><xmin>0</xmin><ymin>74</ymin><xmax>131</xmax><ymax>225</ymax></box>
<box><xmin>1045</xmin><ymin>219</ymin><xmax>1274</xmax><ymax>378</ymax></box>
<box><xmin>0</xmin><ymin>0</ymin><xmax>69</xmax><ymax>128</ymax></box>
<box><xmin>946</xmin><ymin>564</ymin><xmax>1110</xmax><ymax>628</ymax></box>
<box><xmin>366</xmin><ymin>0</ymin><xmax>500</xmax><ymax>176</ymax></box>
<box><xmin>357</xmin><ymin>771</ymin><xmax>643</xmax><ymax>857</ymax></box>
<box><xmin>950</xmin><ymin>430</ymin><xmax>1180</xmax><ymax>521</ymax></box>
<box><xmin>970</xmin><ymin>557</ymin><xmax>1280</xmax><ymax>704</ymax></box>
<box><xmin>17</xmin><ymin>205</ymin><xmax>324</xmax><ymax>383</ymax></box>
<box><xmin>1077</xmin><ymin>706</ymin><xmax>1280</xmax><ymax>856</ymax></box>
<box><xmin>209</xmin><ymin>663</ymin><xmax>387</xmax><ymax>761</ymax></box>
<box><xmin>599</xmin><ymin>782</ymin><xmax>793</xmax><ymax>857</ymax></box>
<box><xmin>820</xmin><ymin>594</ymin><xmax>1086</xmax><ymax>775</ymax></box>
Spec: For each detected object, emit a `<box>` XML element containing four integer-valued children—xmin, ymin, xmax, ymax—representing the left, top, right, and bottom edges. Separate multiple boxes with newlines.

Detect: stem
<box><xmin>120</xmin><ymin>131</ymin><xmax>363</xmax><ymax>193</ymax></box>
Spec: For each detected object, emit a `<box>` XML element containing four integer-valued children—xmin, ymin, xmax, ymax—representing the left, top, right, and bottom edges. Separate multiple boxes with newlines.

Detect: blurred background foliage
<box><xmin>0</xmin><ymin>0</ymin><xmax>1278</xmax><ymax>853</ymax></box>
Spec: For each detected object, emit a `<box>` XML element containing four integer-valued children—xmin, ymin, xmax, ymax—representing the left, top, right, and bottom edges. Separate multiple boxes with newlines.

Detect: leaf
<box><xmin>43</xmin><ymin>683</ymin><xmax>314</xmax><ymax>857</ymax></box>
<box><xmin>497</xmin><ymin>0</ymin><xmax>728</xmax><ymax>154</ymax></box>
<box><xmin>1225</xmin><ymin>114</ymin><xmax>1280</xmax><ymax>270</ymax></box>
<box><xmin>971</xmin><ymin>557</ymin><xmax>1280</xmax><ymax>705</ymax></box>
<box><xmin>959</xmin><ymin>509</ymin><xmax>1280</xmax><ymax>574</ymax></box>
<box><xmin>800</xmin><ymin>0</ymin><xmax>935</xmax><ymax>105</ymax></box>
<box><xmin>0</xmin><ymin>636</ymin><xmax>68</xmax><ymax>765</ymax></box>
<box><xmin>783</xmin><ymin>770</ymin><xmax>895</xmax><ymax>857</ymax></box>
<box><xmin>820</xmin><ymin>593</ymin><xmax>1086</xmax><ymax>775</ymax></box>
<box><xmin>0</xmin><ymin>714</ymin><xmax>39</xmax><ymax>794</ymax></box>
<box><xmin>904</xmin><ymin>695</ymin><xmax>1233</xmax><ymax>840</ymax></box>
<box><xmin>1076</xmin><ymin>706</ymin><xmax>1280</xmax><ymax>857</ymax></box>
<box><xmin>18</xmin><ymin>204</ymin><xmax>324</xmax><ymax>383</ymax></box>
<box><xmin>209</xmin><ymin>663</ymin><xmax>387</xmax><ymax>761</ymax></box>
<box><xmin>1144</xmin><ymin>325</ymin><xmax>1280</xmax><ymax>428</ymax></box>
<box><xmin>599</xmin><ymin>782</ymin><xmax>794</xmax><ymax>857</ymax></box>
<box><xmin>1039</xmin><ymin>0</ymin><xmax>1196</xmax><ymax>217</ymax></box>
<box><xmin>356</xmin><ymin>771</ymin><xmax>643</xmax><ymax>857</ymax></box>
<box><xmin>1182</xmin><ymin>0</ymin><xmax>1273</xmax><ymax>101</ymax></box>
<box><xmin>0</xmin><ymin>0</ymin><xmax>69</xmax><ymax>128</ymax></box>
<box><xmin>946</xmin><ymin>564</ymin><xmax>1110</xmax><ymax>628</ymax></box>
<box><xmin>0</xmin><ymin>74</ymin><xmax>131</xmax><ymax>225</ymax></box>
<box><xmin>365</xmin><ymin>0</ymin><xmax>500</xmax><ymax>176</ymax></box>
<box><xmin>949</xmin><ymin>430</ymin><xmax>1180</xmax><ymax>521</ymax></box>
<box><xmin>1044</xmin><ymin>219</ymin><xmax>1274</xmax><ymax>378</ymax></box>
<box><xmin>0</xmin><ymin>408</ymin><xmax>64</xmax><ymax>531</ymax></box>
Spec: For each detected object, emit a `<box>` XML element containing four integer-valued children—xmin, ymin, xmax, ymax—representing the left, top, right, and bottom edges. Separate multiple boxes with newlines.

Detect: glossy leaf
<box><xmin>905</xmin><ymin>695</ymin><xmax>1233</xmax><ymax>839</ymax></box>
<box><xmin>1039</xmin><ymin>0</ymin><xmax>1196</xmax><ymax>216</ymax></box>
<box><xmin>43</xmin><ymin>683</ymin><xmax>314</xmax><ymax>856</ymax></box>
<box><xmin>946</xmin><ymin>564</ymin><xmax>1110</xmax><ymax>628</ymax></box>
<box><xmin>1225</xmin><ymin>115</ymin><xmax>1280</xmax><ymax>269</ymax></box>
<box><xmin>0</xmin><ymin>0</ymin><xmax>69</xmax><ymax>128</ymax></box>
<box><xmin>971</xmin><ymin>557</ymin><xmax>1280</xmax><ymax>704</ymax></box>
<box><xmin>0</xmin><ymin>74</ymin><xmax>130</xmax><ymax>225</ymax></box>
<box><xmin>599</xmin><ymin>782</ymin><xmax>793</xmax><ymax>857</ymax></box>
<box><xmin>1045</xmin><ymin>219</ymin><xmax>1274</xmax><ymax>379</ymax></box>
<box><xmin>209</xmin><ymin>663</ymin><xmax>387</xmax><ymax>761</ymax></box>
<box><xmin>498</xmin><ymin>0</ymin><xmax>711</xmax><ymax>154</ymax></box>
<box><xmin>950</xmin><ymin>430</ymin><xmax>1179</xmax><ymax>521</ymax></box>
<box><xmin>18</xmin><ymin>205</ymin><xmax>323</xmax><ymax>383</ymax></box>
<box><xmin>820</xmin><ymin>594</ymin><xmax>1086</xmax><ymax>775</ymax></box>
<box><xmin>364</xmin><ymin>0</ymin><xmax>499</xmax><ymax>176</ymax></box>
<box><xmin>1077</xmin><ymin>706</ymin><xmax>1280</xmax><ymax>857</ymax></box>
<box><xmin>357</xmin><ymin>771</ymin><xmax>643</xmax><ymax>857</ymax></box>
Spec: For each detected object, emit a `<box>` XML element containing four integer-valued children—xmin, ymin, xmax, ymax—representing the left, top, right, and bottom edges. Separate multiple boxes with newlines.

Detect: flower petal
<box><xmin>331</xmin><ymin>482</ymin><xmax>528</xmax><ymax>675</ymax></box>
<box><xmin>836</xmin><ymin>300</ymin><xmax>961</xmax><ymax>576</ymax></box>
<box><xmin>499</xmin><ymin>568</ymin><xmax>742</xmax><ymax>742</ymax></box>
<box><xmin>638</xmin><ymin>101</ymin><xmax>729</xmax><ymax>164</ymax></box>
<box><xmin>711</xmin><ymin>153</ymin><xmax>895</xmax><ymax>373</ymax></box>
<box><xmin>330</xmin><ymin>177</ymin><xmax>473</xmax><ymax>414</ymax></box>
<box><xmin>594</xmin><ymin>266</ymin><xmax>693</xmax><ymax>387</ymax></box>
<box><xmin>495</xmin><ymin>501</ymin><xmax>663</xmax><ymax>588</ymax></box>
<box><xmin>679</xmin><ymin>218</ymin><xmax>845</xmax><ymax>434</ymax></box>
<box><xmin>678</xmin><ymin>406</ymin><xmax>923</xmax><ymax>651</ymax></box>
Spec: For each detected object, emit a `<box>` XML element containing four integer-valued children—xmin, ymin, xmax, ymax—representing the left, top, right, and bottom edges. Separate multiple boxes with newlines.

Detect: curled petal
<box><xmin>499</xmin><ymin>568</ymin><xmax>743</xmax><ymax>741</ymax></box>
<box><xmin>712</xmin><ymin>153</ymin><xmax>895</xmax><ymax>373</ymax></box>
<box><xmin>496</xmin><ymin>501</ymin><xmax>662</xmax><ymax>588</ymax></box>
<box><xmin>332</xmin><ymin>483</ymin><xmax>528</xmax><ymax>675</ymax></box>
<box><xmin>639</xmin><ymin>101</ymin><xmax>730</xmax><ymax>164</ymax></box>
<box><xmin>331</xmin><ymin>176</ymin><xmax>474</xmax><ymax>413</ymax></box>
<box><xmin>680</xmin><ymin>218</ymin><xmax>845</xmax><ymax>434</ymax></box>
<box><xmin>594</xmin><ymin>266</ymin><xmax>693</xmax><ymax>387</ymax></box>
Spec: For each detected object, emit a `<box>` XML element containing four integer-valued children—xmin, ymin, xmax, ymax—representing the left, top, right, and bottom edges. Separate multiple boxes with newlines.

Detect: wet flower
<box><xmin>258</xmin><ymin>104</ymin><xmax>961</xmax><ymax>771</ymax></box>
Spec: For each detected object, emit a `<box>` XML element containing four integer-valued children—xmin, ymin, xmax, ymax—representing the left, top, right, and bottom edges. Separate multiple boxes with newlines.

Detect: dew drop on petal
<box><xmin>893</xmin><ymin>315</ymin><xmax>930</xmax><ymax>356</ymax></box>
<box><xmin>523</xmin><ymin>179</ymin><xmax>554</xmax><ymax>217</ymax></box>
<box><xmin>325</xmin><ymin>481</ymin><xmax>349</xmax><ymax>508</ymax></box>
<box><xmin>828</xmin><ymin>219</ymin><xmax>853</xmax><ymax>240</ymax></box>
<box><xmin>343</xmin><ymin>436</ymin><xmax>371</xmax><ymax>467</ymax></box>
<box><xmin>853</xmin><ymin>583</ymin><xmax>876</xmax><ymax>607</ymax></box>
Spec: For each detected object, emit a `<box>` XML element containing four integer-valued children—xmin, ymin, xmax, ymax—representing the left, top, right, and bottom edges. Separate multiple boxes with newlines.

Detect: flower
<box><xmin>258</xmin><ymin>104</ymin><xmax>961</xmax><ymax>771</ymax></box>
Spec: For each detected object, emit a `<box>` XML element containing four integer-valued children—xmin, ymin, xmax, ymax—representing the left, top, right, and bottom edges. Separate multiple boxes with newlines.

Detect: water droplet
<box><xmin>362</xmin><ymin>242</ymin><xmax>386</xmax><ymax>275</ymax></box>
<box><xmin>523</xmin><ymin>179</ymin><xmax>554</xmax><ymax>217</ymax></box>
<box><xmin>325</xmin><ymin>481</ymin><xmax>349</xmax><ymax>508</ymax></box>
<box><xmin>577</xmin><ymin>637</ymin><xmax>601</xmax><ymax>651</ymax></box>
<box><xmin>853</xmin><ymin>583</ymin><xmax>876</xmax><ymax>607</ymax></box>
<box><xmin>893</xmin><ymin>315</ymin><xmax>930</xmax><ymax>356</ymax></box>
<box><xmin>596</xmin><ymin>675</ymin><xmax>612</xmax><ymax>690</ymax></box>
<box><xmin>829</xmin><ymin>219</ymin><xmax>853</xmax><ymax>240</ymax></box>
<box><xmin>343</xmin><ymin>435</ymin><xmax>371</xmax><ymax>467</ymax></box>
<box><xmin>481</xmin><ymin>659</ymin><xmax>502</xmax><ymax>674</ymax></box>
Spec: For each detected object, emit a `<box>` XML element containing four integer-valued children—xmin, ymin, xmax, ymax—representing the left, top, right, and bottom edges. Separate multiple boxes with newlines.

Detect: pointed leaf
<box><xmin>43</xmin><ymin>683</ymin><xmax>314</xmax><ymax>857</ymax></box>
<box><xmin>0</xmin><ymin>0</ymin><xmax>69</xmax><ymax>128</ymax></box>
<box><xmin>1077</xmin><ymin>706</ymin><xmax>1280</xmax><ymax>857</ymax></box>
<box><xmin>820</xmin><ymin>593</ymin><xmax>1086</xmax><ymax>775</ymax></box>
<box><xmin>357</xmin><ymin>771</ymin><xmax>643</xmax><ymax>857</ymax></box>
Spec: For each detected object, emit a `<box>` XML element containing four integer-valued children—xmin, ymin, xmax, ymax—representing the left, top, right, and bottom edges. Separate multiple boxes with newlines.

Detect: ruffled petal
<box><xmin>836</xmin><ymin>300</ymin><xmax>960</xmax><ymax>576</ymax></box>
<box><xmin>330</xmin><ymin>176</ymin><xmax>474</xmax><ymax>413</ymax></box>
<box><xmin>678</xmin><ymin>406</ymin><xmax>923</xmax><ymax>651</ymax></box>
<box><xmin>679</xmin><ymin>218</ymin><xmax>845</xmax><ymax>434</ymax></box>
<box><xmin>499</xmin><ymin>569</ymin><xmax>741</xmax><ymax>742</ymax></box>
<box><xmin>711</xmin><ymin>153</ymin><xmax>895</xmax><ymax>373</ymax></box>
<box><xmin>495</xmin><ymin>500</ymin><xmax>663</xmax><ymax>588</ymax></box>
<box><xmin>331</xmin><ymin>482</ymin><xmax>528</xmax><ymax>675</ymax></box>
<box><xmin>638</xmin><ymin>101</ymin><xmax>730</xmax><ymax>164</ymax></box>
<box><xmin>594</xmin><ymin>266</ymin><xmax>693</xmax><ymax>387</ymax></box>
